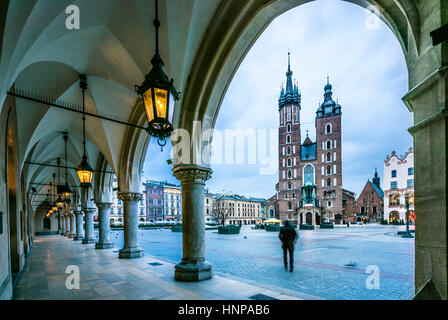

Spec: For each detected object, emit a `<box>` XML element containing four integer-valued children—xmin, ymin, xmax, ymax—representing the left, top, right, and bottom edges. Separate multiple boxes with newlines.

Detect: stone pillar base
<box><xmin>95</xmin><ymin>242</ymin><xmax>114</xmax><ymax>249</ymax></box>
<box><xmin>68</xmin><ymin>234</ymin><xmax>73</xmax><ymax>239</ymax></box>
<box><xmin>82</xmin><ymin>238</ymin><xmax>95</xmax><ymax>244</ymax></box>
<box><xmin>73</xmin><ymin>235</ymin><xmax>83</xmax><ymax>241</ymax></box>
<box><xmin>175</xmin><ymin>262</ymin><xmax>213</xmax><ymax>282</ymax></box>
<box><xmin>119</xmin><ymin>247</ymin><xmax>144</xmax><ymax>259</ymax></box>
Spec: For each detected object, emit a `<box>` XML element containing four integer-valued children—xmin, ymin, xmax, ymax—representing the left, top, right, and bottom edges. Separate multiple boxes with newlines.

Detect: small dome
<box><xmin>325</xmin><ymin>83</ymin><xmax>332</xmax><ymax>91</ymax></box>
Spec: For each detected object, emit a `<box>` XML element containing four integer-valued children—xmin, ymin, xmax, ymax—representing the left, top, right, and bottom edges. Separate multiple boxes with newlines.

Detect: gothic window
<box><xmin>286</xmin><ymin>135</ymin><xmax>291</xmax><ymax>144</ymax></box>
<box><xmin>321</xmin><ymin>154</ymin><xmax>325</xmax><ymax>162</ymax></box>
<box><xmin>304</xmin><ymin>164</ymin><xmax>315</xmax><ymax>184</ymax></box>
<box><xmin>287</xmin><ymin>170</ymin><xmax>292</xmax><ymax>179</ymax></box>
<box><xmin>288</xmin><ymin>182</ymin><xmax>292</xmax><ymax>190</ymax></box>
<box><xmin>326</xmin><ymin>123</ymin><xmax>332</xmax><ymax>134</ymax></box>
<box><xmin>326</xmin><ymin>140</ymin><xmax>332</xmax><ymax>150</ymax></box>
<box><xmin>321</xmin><ymin>166</ymin><xmax>325</xmax><ymax>175</ymax></box>
<box><xmin>294</xmin><ymin>181</ymin><xmax>297</xmax><ymax>189</ymax></box>
<box><xmin>287</xmin><ymin>158</ymin><xmax>292</xmax><ymax>167</ymax></box>
<box><xmin>326</xmin><ymin>166</ymin><xmax>332</xmax><ymax>175</ymax></box>
<box><xmin>294</xmin><ymin>108</ymin><xmax>298</xmax><ymax>122</ymax></box>
<box><xmin>286</xmin><ymin>124</ymin><xmax>291</xmax><ymax>133</ymax></box>
<box><xmin>292</xmin><ymin>193</ymin><xmax>296</xmax><ymax>199</ymax></box>
<box><xmin>333</xmin><ymin>152</ymin><xmax>337</xmax><ymax>161</ymax></box>
<box><xmin>327</xmin><ymin>152</ymin><xmax>331</xmax><ymax>162</ymax></box>
<box><xmin>333</xmin><ymin>165</ymin><xmax>337</xmax><ymax>174</ymax></box>
<box><xmin>287</xmin><ymin>107</ymin><xmax>291</xmax><ymax>121</ymax></box>
<box><xmin>327</xmin><ymin>178</ymin><xmax>331</xmax><ymax>187</ymax></box>
<box><xmin>287</xmin><ymin>146</ymin><xmax>291</xmax><ymax>155</ymax></box>
<box><xmin>288</xmin><ymin>201</ymin><xmax>292</xmax><ymax>210</ymax></box>
<box><xmin>333</xmin><ymin>178</ymin><xmax>337</xmax><ymax>186</ymax></box>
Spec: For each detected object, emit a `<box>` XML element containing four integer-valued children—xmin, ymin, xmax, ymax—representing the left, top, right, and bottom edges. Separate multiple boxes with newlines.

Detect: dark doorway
<box><xmin>43</xmin><ymin>217</ymin><xmax>51</xmax><ymax>230</ymax></box>
<box><xmin>306</xmin><ymin>212</ymin><xmax>312</xmax><ymax>225</ymax></box>
<box><xmin>316</xmin><ymin>214</ymin><xmax>321</xmax><ymax>225</ymax></box>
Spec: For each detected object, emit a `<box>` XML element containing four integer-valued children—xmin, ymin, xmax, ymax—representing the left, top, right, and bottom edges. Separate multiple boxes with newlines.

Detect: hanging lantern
<box><xmin>56</xmin><ymin>195</ymin><xmax>64</xmax><ymax>208</ymax></box>
<box><xmin>77</xmin><ymin>155</ymin><xmax>93</xmax><ymax>186</ymax></box>
<box><xmin>135</xmin><ymin>0</ymin><xmax>180</xmax><ymax>147</ymax></box>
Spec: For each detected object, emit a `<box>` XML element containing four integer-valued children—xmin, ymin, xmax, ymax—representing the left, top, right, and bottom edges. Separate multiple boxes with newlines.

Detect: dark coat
<box><xmin>279</xmin><ymin>225</ymin><xmax>299</xmax><ymax>249</ymax></box>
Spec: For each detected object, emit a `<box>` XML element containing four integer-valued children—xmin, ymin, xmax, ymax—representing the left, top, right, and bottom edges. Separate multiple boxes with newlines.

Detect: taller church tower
<box><xmin>277</xmin><ymin>53</ymin><xmax>301</xmax><ymax>220</ymax></box>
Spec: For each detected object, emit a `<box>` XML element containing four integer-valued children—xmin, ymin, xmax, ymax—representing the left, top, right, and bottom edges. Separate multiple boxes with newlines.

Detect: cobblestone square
<box><xmin>109</xmin><ymin>224</ymin><xmax>414</xmax><ymax>300</ymax></box>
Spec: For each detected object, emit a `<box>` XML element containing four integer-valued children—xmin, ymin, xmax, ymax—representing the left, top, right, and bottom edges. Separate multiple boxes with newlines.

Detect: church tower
<box><xmin>277</xmin><ymin>53</ymin><xmax>301</xmax><ymax>220</ymax></box>
<box><xmin>315</xmin><ymin>78</ymin><xmax>343</xmax><ymax>221</ymax></box>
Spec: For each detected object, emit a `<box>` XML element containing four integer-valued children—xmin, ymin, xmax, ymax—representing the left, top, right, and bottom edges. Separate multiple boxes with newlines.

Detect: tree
<box><xmin>212</xmin><ymin>193</ymin><xmax>234</xmax><ymax>226</ymax></box>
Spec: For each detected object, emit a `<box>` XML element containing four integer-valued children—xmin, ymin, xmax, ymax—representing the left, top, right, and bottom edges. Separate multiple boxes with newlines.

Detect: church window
<box><xmin>321</xmin><ymin>166</ymin><xmax>324</xmax><ymax>175</ymax></box>
<box><xmin>328</xmin><ymin>201</ymin><xmax>333</xmax><ymax>207</ymax></box>
<box><xmin>304</xmin><ymin>164</ymin><xmax>315</xmax><ymax>184</ymax></box>
<box><xmin>294</xmin><ymin>169</ymin><xmax>297</xmax><ymax>178</ymax></box>
<box><xmin>322</xmin><ymin>154</ymin><xmax>325</xmax><ymax>162</ymax></box>
<box><xmin>287</xmin><ymin>146</ymin><xmax>291</xmax><ymax>155</ymax></box>
<box><xmin>282</xmin><ymin>171</ymin><xmax>285</xmax><ymax>179</ymax></box>
<box><xmin>294</xmin><ymin>181</ymin><xmax>297</xmax><ymax>189</ymax></box>
<box><xmin>327</xmin><ymin>152</ymin><xmax>331</xmax><ymax>162</ymax></box>
<box><xmin>287</xmin><ymin>107</ymin><xmax>291</xmax><ymax>121</ymax></box>
<box><xmin>286</xmin><ymin>135</ymin><xmax>291</xmax><ymax>144</ymax></box>
<box><xmin>288</xmin><ymin>182</ymin><xmax>292</xmax><ymax>190</ymax></box>
<box><xmin>333</xmin><ymin>152</ymin><xmax>337</xmax><ymax>161</ymax></box>
<box><xmin>293</xmin><ymin>145</ymin><xmax>296</xmax><ymax>153</ymax></box>
<box><xmin>333</xmin><ymin>165</ymin><xmax>337</xmax><ymax>174</ymax></box>
<box><xmin>280</xmin><ymin>110</ymin><xmax>283</xmax><ymax>125</ymax></box>
<box><xmin>287</xmin><ymin>170</ymin><xmax>292</xmax><ymax>179</ymax></box>
<box><xmin>292</xmin><ymin>193</ymin><xmax>296</xmax><ymax>199</ymax></box>
<box><xmin>327</xmin><ymin>178</ymin><xmax>331</xmax><ymax>187</ymax></box>
<box><xmin>286</xmin><ymin>124</ymin><xmax>291</xmax><ymax>133</ymax></box>
<box><xmin>326</xmin><ymin>166</ymin><xmax>332</xmax><ymax>175</ymax></box>
<box><xmin>326</xmin><ymin>123</ymin><xmax>332</xmax><ymax>134</ymax></box>
<box><xmin>282</xmin><ymin>147</ymin><xmax>285</xmax><ymax>156</ymax></box>
<box><xmin>333</xmin><ymin>178</ymin><xmax>337</xmax><ymax>186</ymax></box>
<box><xmin>283</xmin><ymin>182</ymin><xmax>286</xmax><ymax>190</ymax></box>
<box><xmin>282</xmin><ymin>159</ymin><xmax>285</xmax><ymax>167</ymax></box>
<box><xmin>287</xmin><ymin>158</ymin><xmax>291</xmax><ymax>167</ymax></box>
<box><xmin>293</xmin><ymin>158</ymin><xmax>296</xmax><ymax>166</ymax></box>
<box><xmin>327</xmin><ymin>140</ymin><xmax>332</xmax><ymax>150</ymax></box>
<box><xmin>321</xmin><ymin>179</ymin><xmax>325</xmax><ymax>187</ymax></box>
<box><xmin>295</xmin><ymin>108</ymin><xmax>298</xmax><ymax>122</ymax></box>
<box><xmin>322</xmin><ymin>142</ymin><xmax>325</xmax><ymax>150</ymax></box>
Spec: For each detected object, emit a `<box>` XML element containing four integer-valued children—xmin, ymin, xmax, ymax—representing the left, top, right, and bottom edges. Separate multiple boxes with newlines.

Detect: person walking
<box><xmin>279</xmin><ymin>220</ymin><xmax>299</xmax><ymax>272</ymax></box>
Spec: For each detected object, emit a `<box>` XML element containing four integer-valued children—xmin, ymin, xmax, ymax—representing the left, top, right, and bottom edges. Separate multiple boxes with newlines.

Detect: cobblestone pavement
<box><xmin>108</xmin><ymin>224</ymin><xmax>415</xmax><ymax>300</ymax></box>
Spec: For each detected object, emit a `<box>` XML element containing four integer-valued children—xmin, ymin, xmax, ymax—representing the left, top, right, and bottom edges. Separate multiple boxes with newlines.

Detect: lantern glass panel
<box><xmin>168</xmin><ymin>92</ymin><xmax>175</xmax><ymax>124</ymax></box>
<box><xmin>154</xmin><ymin>87</ymin><xmax>168</xmax><ymax>118</ymax></box>
<box><xmin>77</xmin><ymin>169</ymin><xmax>93</xmax><ymax>185</ymax></box>
<box><xmin>143</xmin><ymin>88</ymin><xmax>155</xmax><ymax>122</ymax></box>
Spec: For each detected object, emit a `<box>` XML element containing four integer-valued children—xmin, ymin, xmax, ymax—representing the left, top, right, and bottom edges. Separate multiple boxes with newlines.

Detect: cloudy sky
<box><xmin>143</xmin><ymin>0</ymin><xmax>412</xmax><ymax>199</ymax></box>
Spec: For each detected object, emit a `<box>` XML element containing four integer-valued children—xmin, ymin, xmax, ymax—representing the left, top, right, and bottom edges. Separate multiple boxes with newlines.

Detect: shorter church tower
<box><xmin>315</xmin><ymin>78</ymin><xmax>343</xmax><ymax>221</ymax></box>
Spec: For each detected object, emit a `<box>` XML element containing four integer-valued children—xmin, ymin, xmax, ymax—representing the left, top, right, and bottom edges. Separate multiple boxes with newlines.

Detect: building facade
<box><xmin>383</xmin><ymin>148</ymin><xmax>415</xmax><ymax>223</ymax></box>
<box><xmin>342</xmin><ymin>189</ymin><xmax>357</xmax><ymax>223</ymax></box>
<box><xmin>356</xmin><ymin>169</ymin><xmax>384</xmax><ymax>223</ymax></box>
<box><xmin>211</xmin><ymin>194</ymin><xmax>264</xmax><ymax>225</ymax></box>
<box><xmin>275</xmin><ymin>54</ymin><xmax>346</xmax><ymax>225</ymax></box>
<box><xmin>144</xmin><ymin>180</ymin><xmax>165</xmax><ymax>222</ymax></box>
<box><xmin>163</xmin><ymin>185</ymin><xmax>182</xmax><ymax>221</ymax></box>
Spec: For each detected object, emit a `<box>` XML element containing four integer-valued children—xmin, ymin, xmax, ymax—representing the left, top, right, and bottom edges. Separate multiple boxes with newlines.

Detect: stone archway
<box><xmin>306</xmin><ymin>212</ymin><xmax>312</xmax><ymax>225</ymax></box>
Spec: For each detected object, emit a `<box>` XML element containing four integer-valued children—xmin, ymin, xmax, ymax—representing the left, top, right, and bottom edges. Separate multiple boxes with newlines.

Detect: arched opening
<box><xmin>43</xmin><ymin>217</ymin><xmax>51</xmax><ymax>230</ymax></box>
<box><xmin>306</xmin><ymin>212</ymin><xmax>312</xmax><ymax>225</ymax></box>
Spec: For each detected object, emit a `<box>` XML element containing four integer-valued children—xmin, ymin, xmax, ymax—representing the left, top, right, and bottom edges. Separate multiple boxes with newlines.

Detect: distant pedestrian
<box><xmin>279</xmin><ymin>220</ymin><xmax>299</xmax><ymax>272</ymax></box>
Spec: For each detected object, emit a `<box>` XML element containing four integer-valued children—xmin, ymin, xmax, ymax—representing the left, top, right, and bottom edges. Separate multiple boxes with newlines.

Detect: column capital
<box><xmin>117</xmin><ymin>192</ymin><xmax>142</xmax><ymax>202</ymax></box>
<box><xmin>172</xmin><ymin>164</ymin><xmax>213</xmax><ymax>184</ymax></box>
<box><xmin>96</xmin><ymin>202</ymin><xmax>113</xmax><ymax>210</ymax></box>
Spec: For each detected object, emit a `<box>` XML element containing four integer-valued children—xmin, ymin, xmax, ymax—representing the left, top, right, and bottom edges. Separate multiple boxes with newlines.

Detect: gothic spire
<box><xmin>285</xmin><ymin>51</ymin><xmax>293</xmax><ymax>94</ymax></box>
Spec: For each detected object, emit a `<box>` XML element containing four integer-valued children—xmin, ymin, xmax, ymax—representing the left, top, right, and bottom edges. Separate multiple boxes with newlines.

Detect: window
<box><xmin>286</xmin><ymin>135</ymin><xmax>291</xmax><ymax>144</ymax></box>
<box><xmin>288</xmin><ymin>201</ymin><xmax>292</xmax><ymax>210</ymax></box>
<box><xmin>109</xmin><ymin>208</ymin><xmax>114</xmax><ymax>215</ymax></box>
<box><xmin>333</xmin><ymin>152</ymin><xmax>337</xmax><ymax>161</ymax></box>
<box><xmin>288</xmin><ymin>182</ymin><xmax>292</xmax><ymax>190</ymax></box>
<box><xmin>287</xmin><ymin>158</ymin><xmax>292</xmax><ymax>167</ymax></box>
<box><xmin>327</xmin><ymin>153</ymin><xmax>331</xmax><ymax>162</ymax></box>
<box><xmin>333</xmin><ymin>165</ymin><xmax>337</xmax><ymax>174</ymax></box>
<box><xmin>118</xmin><ymin>208</ymin><xmax>122</xmax><ymax>215</ymax></box>
<box><xmin>391</xmin><ymin>181</ymin><xmax>398</xmax><ymax>189</ymax></box>
<box><xmin>287</xmin><ymin>107</ymin><xmax>291</xmax><ymax>121</ymax></box>
<box><xmin>407</xmin><ymin>179</ymin><xmax>414</xmax><ymax>188</ymax></box>
<box><xmin>287</xmin><ymin>146</ymin><xmax>291</xmax><ymax>155</ymax></box>
<box><xmin>327</xmin><ymin>140</ymin><xmax>331</xmax><ymax>150</ymax></box>
<box><xmin>328</xmin><ymin>201</ymin><xmax>332</xmax><ymax>207</ymax></box>
<box><xmin>391</xmin><ymin>170</ymin><xmax>397</xmax><ymax>178</ymax></box>
<box><xmin>304</xmin><ymin>164</ymin><xmax>315</xmax><ymax>184</ymax></box>
<box><xmin>408</xmin><ymin>167</ymin><xmax>414</xmax><ymax>175</ymax></box>
<box><xmin>287</xmin><ymin>170</ymin><xmax>292</xmax><ymax>179</ymax></box>
<box><xmin>286</xmin><ymin>124</ymin><xmax>291</xmax><ymax>132</ymax></box>
<box><xmin>326</xmin><ymin>166</ymin><xmax>332</xmax><ymax>175</ymax></box>
<box><xmin>326</xmin><ymin>123</ymin><xmax>332</xmax><ymax>134</ymax></box>
<box><xmin>327</xmin><ymin>178</ymin><xmax>331</xmax><ymax>187</ymax></box>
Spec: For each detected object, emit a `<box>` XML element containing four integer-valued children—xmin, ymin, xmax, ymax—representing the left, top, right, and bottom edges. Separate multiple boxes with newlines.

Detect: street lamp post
<box><xmin>402</xmin><ymin>194</ymin><xmax>414</xmax><ymax>238</ymax></box>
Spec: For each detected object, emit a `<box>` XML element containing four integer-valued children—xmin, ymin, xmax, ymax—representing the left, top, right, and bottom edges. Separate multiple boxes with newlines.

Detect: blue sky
<box><xmin>143</xmin><ymin>0</ymin><xmax>412</xmax><ymax>199</ymax></box>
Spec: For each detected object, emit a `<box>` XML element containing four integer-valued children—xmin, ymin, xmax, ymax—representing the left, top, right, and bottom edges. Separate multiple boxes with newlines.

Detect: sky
<box><xmin>143</xmin><ymin>0</ymin><xmax>412</xmax><ymax>199</ymax></box>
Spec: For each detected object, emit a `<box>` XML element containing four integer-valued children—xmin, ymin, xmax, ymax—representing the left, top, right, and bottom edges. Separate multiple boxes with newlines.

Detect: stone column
<box><xmin>80</xmin><ymin>185</ymin><xmax>95</xmax><ymax>244</ymax></box>
<box><xmin>173</xmin><ymin>164</ymin><xmax>213</xmax><ymax>281</ymax></box>
<box><xmin>69</xmin><ymin>212</ymin><xmax>75</xmax><ymax>239</ymax></box>
<box><xmin>82</xmin><ymin>208</ymin><xmax>96</xmax><ymax>244</ymax></box>
<box><xmin>64</xmin><ymin>214</ymin><xmax>69</xmax><ymax>237</ymax></box>
<box><xmin>66</xmin><ymin>202</ymin><xmax>72</xmax><ymax>238</ymax></box>
<box><xmin>95</xmin><ymin>202</ymin><xmax>113</xmax><ymax>249</ymax></box>
<box><xmin>58</xmin><ymin>211</ymin><xmax>63</xmax><ymax>235</ymax></box>
<box><xmin>118</xmin><ymin>192</ymin><xmax>144</xmax><ymax>258</ymax></box>
<box><xmin>60</xmin><ymin>209</ymin><xmax>66</xmax><ymax>235</ymax></box>
<box><xmin>312</xmin><ymin>212</ymin><xmax>316</xmax><ymax>226</ymax></box>
<box><xmin>73</xmin><ymin>210</ymin><xmax>84</xmax><ymax>241</ymax></box>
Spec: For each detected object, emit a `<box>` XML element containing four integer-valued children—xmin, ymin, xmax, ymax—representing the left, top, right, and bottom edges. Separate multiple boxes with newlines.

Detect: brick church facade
<box><xmin>272</xmin><ymin>54</ymin><xmax>346</xmax><ymax>225</ymax></box>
